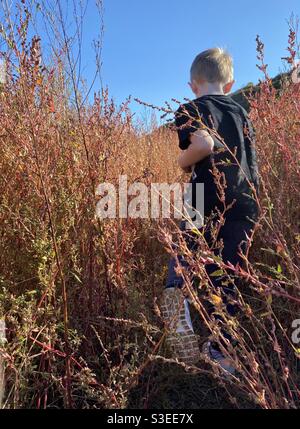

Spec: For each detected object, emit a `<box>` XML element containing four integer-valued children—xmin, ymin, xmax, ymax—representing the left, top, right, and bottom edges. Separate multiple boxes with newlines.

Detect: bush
<box><xmin>0</xmin><ymin>2</ymin><xmax>299</xmax><ymax>409</ymax></box>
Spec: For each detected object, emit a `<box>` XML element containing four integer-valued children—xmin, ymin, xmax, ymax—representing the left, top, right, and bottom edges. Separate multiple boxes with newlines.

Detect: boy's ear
<box><xmin>189</xmin><ymin>78</ymin><xmax>204</xmax><ymax>95</ymax></box>
<box><xmin>188</xmin><ymin>79</ymin><xmax>198</xmax><ymax>93</ymax></box>
<box><xmin>223</xmin><ymin>80</ymin><xmax>235</xmax><ymax>94</ymax></box>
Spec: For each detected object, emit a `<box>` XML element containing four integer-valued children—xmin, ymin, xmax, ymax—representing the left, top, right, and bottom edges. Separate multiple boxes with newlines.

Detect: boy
<box><xmin>160</xmin><ymin>48</ymin><xmax>259</xmax><ymax>373</ymax></box>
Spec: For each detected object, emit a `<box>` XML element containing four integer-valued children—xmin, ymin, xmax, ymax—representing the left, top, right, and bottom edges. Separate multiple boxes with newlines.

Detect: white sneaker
<box><xmin>160</xmin><ymin>287</ymin><xmax>200</xmax><ymax>365</ymax></box>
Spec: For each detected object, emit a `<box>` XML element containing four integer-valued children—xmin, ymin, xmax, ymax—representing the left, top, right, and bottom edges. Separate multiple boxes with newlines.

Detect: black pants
<box><xmin>165</xmin><ymin>219</ymin><xmax>254</xmax><ymax>343</ymax></box>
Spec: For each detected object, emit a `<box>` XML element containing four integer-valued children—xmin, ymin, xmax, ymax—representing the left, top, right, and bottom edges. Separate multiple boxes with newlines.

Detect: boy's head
<box><xmin>189</xmin><ymin>47</ymin><xmax>234</xmax><ymax>97</ymax></box>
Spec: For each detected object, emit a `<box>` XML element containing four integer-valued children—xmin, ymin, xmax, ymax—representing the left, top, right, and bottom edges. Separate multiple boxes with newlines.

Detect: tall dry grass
<box><xmin>0</xmin><ymin>1</ymin><xmax>299</xmax><ymax>409</ymax></box>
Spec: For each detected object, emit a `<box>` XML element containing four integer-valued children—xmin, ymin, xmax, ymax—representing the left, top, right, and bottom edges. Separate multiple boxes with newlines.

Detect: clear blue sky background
<box><xmin>96</xmin><ymin>0</ymin><xmax>299</xmax><ymax>126</ymax></box>
<box><xmin>3</xmin><ymin>1</ymin><xmax>299</xmax><ymax>127</ymax></box>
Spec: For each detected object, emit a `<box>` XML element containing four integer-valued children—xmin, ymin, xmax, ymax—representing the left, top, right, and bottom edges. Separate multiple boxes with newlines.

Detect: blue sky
<box><xmin>98</xmin><ymin>0</ymin><xmax>299</xmax><ymax>126</ymax></box>
<box><xmin>2</xmin><ymin>1</ymin><xmax>299</xmax><ymax>127</ymax></box>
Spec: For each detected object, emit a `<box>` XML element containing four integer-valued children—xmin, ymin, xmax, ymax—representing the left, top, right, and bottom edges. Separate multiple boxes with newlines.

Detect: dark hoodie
<box><xmin>174</xmin><ymin>94</ymin><xmax>259</xmax><ymax>222</ymax></box>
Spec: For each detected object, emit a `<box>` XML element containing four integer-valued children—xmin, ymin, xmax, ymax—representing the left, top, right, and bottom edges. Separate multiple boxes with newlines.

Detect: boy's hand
<box><xmin>177</xmin><ymin>129</ymin><xmax>214</xmax><ymax>169</ymax></box>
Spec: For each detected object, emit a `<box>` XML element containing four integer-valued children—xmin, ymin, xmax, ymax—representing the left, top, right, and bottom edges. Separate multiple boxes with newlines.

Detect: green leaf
<box><xmin>210</xmin><ymin>269</ymin><xmax>224</xmax><ymax>277</ymax></box>
<box><xmin>260</xmin><ymin>311</ymin><xmax>272</xmax><ymax>318</ymax></box>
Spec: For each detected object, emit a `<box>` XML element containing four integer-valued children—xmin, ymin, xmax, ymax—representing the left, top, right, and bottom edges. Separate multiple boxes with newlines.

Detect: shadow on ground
<box><xmin>127</xmin><ymin>360</ymin><xmax>257</xmax><ymax>409</ymax></box>
<box><xmin>127</xmin><ymin>307</ymin><xmax>257</xmax><ymax>409</ymax></box>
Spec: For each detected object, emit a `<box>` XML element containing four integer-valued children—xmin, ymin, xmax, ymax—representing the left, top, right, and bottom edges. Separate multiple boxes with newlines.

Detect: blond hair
<box><xmin>190</xmin><ymin>47</ymin><xmax>233</xmax><ymax>85</ymax></box>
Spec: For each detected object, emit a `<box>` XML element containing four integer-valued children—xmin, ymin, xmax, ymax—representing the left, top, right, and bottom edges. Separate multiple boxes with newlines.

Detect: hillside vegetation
<box><xmin>0</xmin><ymin>4</ymin><xmax>300</xmax><ymax>409</ymax></box>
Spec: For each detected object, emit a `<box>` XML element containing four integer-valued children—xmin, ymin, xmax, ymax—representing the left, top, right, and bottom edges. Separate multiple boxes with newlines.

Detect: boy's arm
<box><xmin>177</xmin><ymin>129</ymin><xmax>214</xmax><ymax>169</ymax></box>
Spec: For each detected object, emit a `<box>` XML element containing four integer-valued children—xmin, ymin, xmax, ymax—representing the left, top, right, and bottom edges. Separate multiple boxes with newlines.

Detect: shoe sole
<box><xmin>160</xmin><ymin>288</ymin><xmax>200</xmax><ymax>366</ymax></box>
